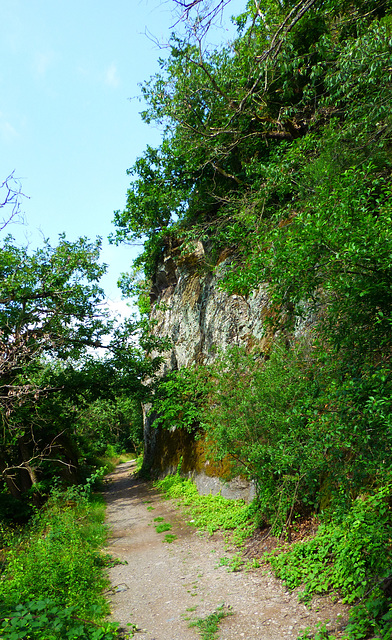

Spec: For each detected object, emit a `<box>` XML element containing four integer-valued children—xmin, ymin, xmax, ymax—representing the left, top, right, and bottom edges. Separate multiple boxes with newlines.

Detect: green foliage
<box><xmin>152</xmin><ymin>365</ymin><xmax>211</xmax><ymax>432</ymax></box>
<box><xmin>0</xmin><ymin>489</ymin><xmax>108</xmax><ymax>617</ymax></box>
<box><xmin>161</xmin><ymin>338</ymin><xmax>392</xmax><ymax>532</ymax></box>
<box><xmin>154</xmin><ymin>522</ymin><xmax>172</xmax><ymax>533</ymax></box>
<box><xmin>0</xmin><ymin>482</ymin><xmax>127</xmax><ymax>639</ymax></box>
<box><xmin>112</xmin><ymin>0</ymin><xmax>392</xmax><ymax>328</ymax></box>
<box><xmin>152</xmin><ymin>515</ymin><xmax>173</xmax><ymax>535</ymax></box>
<box><xmin>0</xmin><ymin>231</ymin><xmax>159</xmax><ymax>506</ymax></box>
<box><xmin>155</xmin><ymin>472</ymin><xmax>255</xmax><ymax>544</ymax></box>
<box><xmin>0</xmin><ymin>234</ymin><xmax>111</xmax><ymax>491</ymax></box>
<box><xmin>297</xmin><ymin>621</ymin><xmax>335</xmax><ymax>640</ymax></box>
<box><xmin>76</xmin><ymin>395</ymin><xmax>144</xmax><ymax>459</ymax></box>
<box><xmin>113</xmin><ymin>0</ymin><xmax>390</xmax><ymax>274</ymax></box>
<box><xmin>188</xmin><ymin>604</ymin><xmax>232</xmax><ymax>640</ymax></box>
<box><xmin>111</xmin><ymin>142</ymin><xmax>191</xmax><ymax>241</ymax></box>
<box><xmin>112</xmin><ymin>3</ymin><xmax>392</xmax><ymax>637</ymax></box>
<box><xmin>153</xmin><ymin>340</ymin><xmax>392</xmax><ymax>635</ymax></box>
<box><xmin>200</xmin><ymin>343</ymin><xmax>326</xmax><ymax>533</ymax></box>
<box><xmin>244</xmin><ymin>163</ymin><xmax>392</xmax><ymax>360</ymax></box>
<box><xmin>117</xmin><ymin>269</ymin><xmax>151</xmax><ymax>318</ymax></box>
<box><xmin>163</xmin><ymin>533</ymin><xmax>177</xmax><ymax>543</ymax></box>
<box><xmin>217</xmin><ymin>554</ymin><xmax>244</xmax><ymax>573</ymax></box>
<box><xmin>0</xmin><ymin>599</ymin><xmax>121</xmax><ymax>640</ymax></box>
<box><xmin>323</xmin><ymin>20</ymin><xmax>392</xmax><ymax>147</ymax></box>
<box><xmin>0</xmin><ymin>233</ymin><xmax>109</xmax><ymax>364</ymax></box>
<box><xmin>268</xmin><ymin>484</ymin><xmax>392</xmax><ymax>638</ymax></box>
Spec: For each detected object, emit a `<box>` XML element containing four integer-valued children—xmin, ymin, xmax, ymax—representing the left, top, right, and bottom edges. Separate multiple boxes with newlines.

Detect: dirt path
<box><xmin>103</xmin><ymin>461</ymin><xmax>349</xmax><ymax>640</ymax></box>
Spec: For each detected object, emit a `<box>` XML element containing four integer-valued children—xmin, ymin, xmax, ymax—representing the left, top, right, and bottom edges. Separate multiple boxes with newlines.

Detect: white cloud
<box><xmin>104</xmin><ymin>63</ymin><xmax>120</xmax><ymax>88</ymax></box>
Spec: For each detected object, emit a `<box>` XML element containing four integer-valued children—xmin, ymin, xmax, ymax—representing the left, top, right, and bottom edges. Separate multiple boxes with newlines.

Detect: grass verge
<box><xmin>0</xmin><ymin>479</ymin><xmax>128</xmax><ymax>639</ymax></box>
<box><xmin>154</xmin><ymin>473</ymin><xmax>256</xmax><ymax>545</ymax></box>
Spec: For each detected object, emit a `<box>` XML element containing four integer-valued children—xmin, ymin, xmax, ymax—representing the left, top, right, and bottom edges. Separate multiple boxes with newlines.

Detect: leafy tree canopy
<box><xmin>0</xmin><ymin>230</ymin><xmax>166</xmax><ymax>504</ymax></box>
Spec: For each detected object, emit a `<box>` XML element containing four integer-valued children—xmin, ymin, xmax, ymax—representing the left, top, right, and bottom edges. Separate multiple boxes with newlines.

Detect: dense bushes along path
<box><xmin>103</xmin><ymin>462</ymin><xmax>348</xmax><ymax>640</ymax></box>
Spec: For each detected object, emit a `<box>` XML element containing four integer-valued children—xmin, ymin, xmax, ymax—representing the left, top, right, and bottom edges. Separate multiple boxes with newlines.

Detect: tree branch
<box><xmin>0</xmin><ymin>171</ymin><xmax>29</xmax><ymax>231</ymax></box>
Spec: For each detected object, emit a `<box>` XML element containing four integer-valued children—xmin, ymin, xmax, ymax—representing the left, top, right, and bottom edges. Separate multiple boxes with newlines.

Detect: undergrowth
<box><xmin>268</xmin><ymin>484</ymin><xmax>392</xmax><ymax>639</ymax></box>
<box><xmin>0</xmin><ymin>476</ymin><xmax>127</xmax><ymax>640</ymax></box>
<box><xmin>154</xmin><ymin>522</ymin><xmax>172</xmax><ymax>533</ymax></box>
<box><xmin>154</xmin><ymin>471</ymin><xmax>256</xmax><ymax>545</ymax></box>
<box><xmin>155</xmin><ymin>470</ymin><xmax>392</xmax><ymax>638</ymax></box>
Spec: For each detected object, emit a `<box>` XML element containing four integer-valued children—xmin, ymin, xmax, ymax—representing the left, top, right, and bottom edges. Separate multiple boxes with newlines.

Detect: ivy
<box><xmin>152</xmin><ymin>365</ymin><xmax>211</xmax><ymax>432</ymax></box>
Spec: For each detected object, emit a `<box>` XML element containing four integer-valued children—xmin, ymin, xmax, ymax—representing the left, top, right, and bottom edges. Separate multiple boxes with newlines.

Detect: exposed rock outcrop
<box><xmin>149</xmin><ymin>241</ymin><xmax>269</xmax><ymax>372</ymax></box>
<box><xmin>144</xmin><ymin>241</ymin><xmax>269</xmax><ymax>498</ymax></box>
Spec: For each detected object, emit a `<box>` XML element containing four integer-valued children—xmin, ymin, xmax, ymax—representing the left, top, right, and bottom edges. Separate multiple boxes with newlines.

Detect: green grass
<box><xmin>164</xmin><ymin>533</ymin><xmax>178</xmax><ymax>543</ymax></box>
<box><xmin>188</xmin><ymin>604</ymin><xmax>232</xmax><ymax>640</ymax></box>
<box><xmin>154</xmin><ymin>473</ymin><xmax>256</xmax><ymax>545</ymax></box>
<box><xmin>0</xmin><ymin>483</ymin><xmax>125</xmax><ymax>639</ymax></box>
<box><xmin>155</xmin><ymin>522</ymin><xmax>172</xmax><ymax>533</ymax></box>
<box><xmin>217</xmin><ymin>553</ymin><xmax>244</xmax><ymax>572</ymax></box>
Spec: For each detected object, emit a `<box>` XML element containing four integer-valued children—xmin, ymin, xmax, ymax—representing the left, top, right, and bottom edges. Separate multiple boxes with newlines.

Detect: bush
<box><xmin>201</xmin><ymin>343</ymin><xmax>325</xmax><ymax>534</ymax></box>
<box><xmin>155</xmin><ymin>472</ymin><xmax>256</xmax><ymax>544</ymax></box>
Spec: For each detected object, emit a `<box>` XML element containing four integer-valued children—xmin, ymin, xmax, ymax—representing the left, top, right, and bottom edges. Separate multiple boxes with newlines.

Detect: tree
<box><xmin>0</xmin><ymin>230</ymin><xmax>171</xmax><ymax>501</ymax></box>
<box><xmin>112</xmin><ymin>0</ymin><xmax>336</xmax><ymax>276</ymax></box>
<box><xmin>0</xmin><ymin>234</ymin><xmax>111</xmax><ymax>498</ymax></box>
<box><xmin>171</xmin><ymin>0</ymin><xmax>233</xmax><ymax>38</ymax></box>
<box><xmin>0</xmin><ymin>234</ymin><xmax>110</xmax><ymax>409</ymax></box>
<box><xmin>111</xmin><ymin>5</ymin><xmax>392</xmax><ymax>634</ymax></box>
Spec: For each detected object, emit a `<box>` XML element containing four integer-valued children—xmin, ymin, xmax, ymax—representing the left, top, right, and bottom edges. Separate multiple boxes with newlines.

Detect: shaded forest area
<box><xmin>1</xmin><ymin>0</ymin><xmax>392</xmax><ymax>638</ymax></box>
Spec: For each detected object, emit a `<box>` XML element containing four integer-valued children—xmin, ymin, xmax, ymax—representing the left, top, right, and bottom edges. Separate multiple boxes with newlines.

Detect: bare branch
<box><xmin>0</xmin><ymin>431</ymin><xmax>77</xmax><ymax>482</ymax></box>
<box><xmin>211</xmin><ymin>161</ymin><xmax>242</xmax><ymax>184</ymax></box>
<box><xmin>171</xmin><ymin>0</ymin><xmax>232</xmax><ymax>36</ymax></box>
<box><xmin>171</xmin><ymin>0</ymin><xmax>318</xmax><ymax>146</ymax></box>
<box><xmin>0</xmin><ymin>171</ymin><xmax>28</xmax><ymax>231</ymax></box>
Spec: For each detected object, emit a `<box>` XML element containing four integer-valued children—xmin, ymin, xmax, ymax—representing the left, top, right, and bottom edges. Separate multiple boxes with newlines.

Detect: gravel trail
<box><xmin>103</xmin><ymin>461</ymin><xmax>349</xmax><ymax>640</ymax></box>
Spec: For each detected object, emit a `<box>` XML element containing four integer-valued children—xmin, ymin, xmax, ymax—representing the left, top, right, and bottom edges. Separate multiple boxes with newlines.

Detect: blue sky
<box><xmin>0</xmin><ymin>0</ymin><xmax>243</xmax><ymax>318</ymax></box>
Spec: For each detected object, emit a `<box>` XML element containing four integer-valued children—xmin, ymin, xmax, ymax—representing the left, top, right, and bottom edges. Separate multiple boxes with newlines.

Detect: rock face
<box><xmin>149</xmin><ymin>242</ymin><xmax>269</xmax><ymax>372</ymax></box>
<box><xmin>145</xmin><ymin>241</ymin><xmax>269</xmax><ymax>499</ymax></box>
